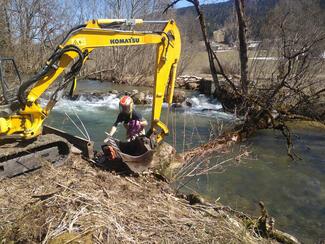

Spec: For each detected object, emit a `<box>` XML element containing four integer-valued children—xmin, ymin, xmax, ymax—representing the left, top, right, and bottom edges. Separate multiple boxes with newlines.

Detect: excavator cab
<box><xmin>0</xmin><ymin>57</ymin><xmax>22</xmax><ymax>101</ymax></box>
<box><xmin>0</xmin><ymin>57</ymin><xmax>22</xmax><ymax>115</ymax></box>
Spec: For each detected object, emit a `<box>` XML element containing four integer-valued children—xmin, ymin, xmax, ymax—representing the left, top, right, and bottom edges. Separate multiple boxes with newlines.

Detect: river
<box><xmin>45</xmin><ymin>80</ymin><xmax>325</xmax><ymax>243</ymax></box>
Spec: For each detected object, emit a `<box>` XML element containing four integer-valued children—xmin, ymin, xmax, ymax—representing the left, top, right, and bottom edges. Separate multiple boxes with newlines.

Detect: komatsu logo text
<box><xmin>110</xmin><ymin>37</ymin><xmax>140</xmax><ymax>44</ymax></box>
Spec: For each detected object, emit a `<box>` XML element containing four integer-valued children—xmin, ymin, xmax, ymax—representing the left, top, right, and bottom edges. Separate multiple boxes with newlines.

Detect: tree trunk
<box><xmin>192</xmin><ymin>0</ymin><xmax>220</xmax><ymax>94</ymax></box>
<box><xmin>4</xmin><ymin>4</ymin><xmax>12</xmax><ymax>47</ymax></box>
<box><xmin>235</xmin><ymin>0</ymin><xmax>249</xmax><ymax>95</ymax></box>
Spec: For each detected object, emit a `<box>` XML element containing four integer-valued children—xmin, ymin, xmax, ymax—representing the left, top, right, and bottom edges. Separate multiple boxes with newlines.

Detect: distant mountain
<box><xmin>177</xmin><ymin>0</ymin><xmax>234</xmax><ymax>30</ymax></box>
<box><xmin>176</xmin><ymin>0</ymin><xmax>325</xmax><ymax>41</ymax></box>
<box><xmin>177</xmin><ymin>1</ymin><xmax>234</xmax><ymax>34</ymax></box>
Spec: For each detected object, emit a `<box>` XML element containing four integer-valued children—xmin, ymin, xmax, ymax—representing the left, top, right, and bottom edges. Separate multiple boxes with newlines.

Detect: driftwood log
<box><xmin>256</xmin><ymin>201</ymin><xmax>300</xmax><ymax>244</ymax></box>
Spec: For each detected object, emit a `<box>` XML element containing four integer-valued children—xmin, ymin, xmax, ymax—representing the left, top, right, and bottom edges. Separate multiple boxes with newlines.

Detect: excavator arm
<box><xmin>0</xmin><ymin>19</ymin><xmax>181</xmax><ymax>143</ymax></box>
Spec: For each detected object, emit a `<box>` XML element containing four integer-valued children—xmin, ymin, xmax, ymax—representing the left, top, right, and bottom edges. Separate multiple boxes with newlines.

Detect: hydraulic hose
<box><xmin>98</xmin><ymin>21</ymin><xmax>125</xmax><ymax>29</ymax></box>
<box><xmin>17</xmin><ymin>45</ymin><xmax>84</xmax><ymax>106</ymax></box>
<box><xmin>48</xmin><ymin>24</ymin><xmax>86</xmax><ymax>61</ymax></box>
<box><xmin>17</xmin><ymin>23</ymin><xmax>86</xmax><ymax>106</ymax></box>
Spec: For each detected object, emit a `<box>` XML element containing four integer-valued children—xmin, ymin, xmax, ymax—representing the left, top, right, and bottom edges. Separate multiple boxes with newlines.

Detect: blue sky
<box><xmin>175</xmin><ymin>0</ymin><xmax>230</xmax><ymax>8</ymax></box>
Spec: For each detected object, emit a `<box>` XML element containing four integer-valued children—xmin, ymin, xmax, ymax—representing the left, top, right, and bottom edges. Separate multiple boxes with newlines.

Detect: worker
<box><xmin>105</xmin><ymin>96</ymin><xmax>148</xmax><ymax>142</ymax></box>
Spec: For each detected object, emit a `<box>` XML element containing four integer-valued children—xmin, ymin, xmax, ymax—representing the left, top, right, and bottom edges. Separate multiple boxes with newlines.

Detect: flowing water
<box><xmin>45</xmin><ymin>80</ymin><xmax>325</xmax><ymax>243</ymax></box>
<box><xmin>181</xmin><ymin>126</ymin><xmax>325</xmax><ymax>243</ymax></box>
<box><xmin>46</xmin><ymin>80</ymin><xmax>233</xmax><ymax>150</ymax></box>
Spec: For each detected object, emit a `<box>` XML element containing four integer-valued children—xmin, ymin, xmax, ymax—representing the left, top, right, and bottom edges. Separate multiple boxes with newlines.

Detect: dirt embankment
<box><xmin>0</xmin><ymin>155</ymin><xmax>274</xmax><ymax>243</ymax></box>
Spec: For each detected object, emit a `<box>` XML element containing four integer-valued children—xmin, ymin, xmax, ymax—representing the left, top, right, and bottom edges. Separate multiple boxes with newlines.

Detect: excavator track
<box><xmin>0</xmin><ymin>134</ymin><xmax>70</xmax><ymax>178</ymax></box>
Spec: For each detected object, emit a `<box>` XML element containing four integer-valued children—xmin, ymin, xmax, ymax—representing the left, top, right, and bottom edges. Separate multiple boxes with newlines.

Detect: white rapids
<box><xmin>51</xmin><ymin>93</ymin><xmax>234</xmax><ymax>120</ymax></box>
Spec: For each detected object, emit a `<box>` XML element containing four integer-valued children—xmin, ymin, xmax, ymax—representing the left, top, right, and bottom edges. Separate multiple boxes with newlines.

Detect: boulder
<box><xmin>176</xmin><ymin>75</ymin><xmax>202</xmax><ymax>90</ymax></box>
<box><xmin>185</xmin><ymin>98</ymin><xmax>193</xmax><ymax>107</ymax></box>
<box><xmin>132</xmin><ymin>92</ymin><xmax>147</xmax><ymax>104</ymax></box>
<box><xmin>131</xmin><ymin>89</ymin><xmax>139</xmax><ymax>96</ymax></box>
<box><xmin>151</xmin><ymin>142</ymin><xmax>183</xmax><ymax>178</ymax></box>
<box><xmin>90</xmin><ymin>92</ymin><xmax>103</xmax><ymax>97</ymax></box>
<box><xmin>185</xmin><ymin>82</ymin><xmax>199</xmax><ymax>90</ymax></box>
<box><xmin>63</xmin><ymin>94</ymin><xmax>80</xmax><ymax>101</ymax></box>
<box><xmin>111</xmin><ymin>90</ymin><xmax>119</xmax><ymax>95</ymax></box>
<box><xmin>173</xmin><ymin>90</ymin><xmax>186</xmax><ymax>104</ymax></box>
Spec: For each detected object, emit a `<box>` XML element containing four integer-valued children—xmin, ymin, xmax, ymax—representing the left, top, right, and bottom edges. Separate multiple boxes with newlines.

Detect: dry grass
<box><xmin>184</xmin><ymin>49</ymin><xmax>325</xmax><ymax>79</ymax></box>
<box><xmin>0</xmin><ymin>155</ymin><xmax>270</xmax><ymax>243</ymax></box>
<box><xmin>183</xmin><ymin>50</ymin><xmax>240</xmax><ymax>75</ymax></box>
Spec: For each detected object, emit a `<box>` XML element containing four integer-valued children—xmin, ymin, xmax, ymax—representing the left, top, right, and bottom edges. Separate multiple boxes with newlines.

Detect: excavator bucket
<box><xmin>94</xmin><ymin>136</ymin><xmax>155</xmax><ymax>174</ymax></box>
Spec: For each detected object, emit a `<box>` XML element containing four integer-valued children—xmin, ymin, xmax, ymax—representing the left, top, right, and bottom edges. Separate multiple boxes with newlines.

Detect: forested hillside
<box><xmin>177</xmin><ymin>0</ymin><xmax>325</xmax><ymax>41</ymax></box>
<box><xmin>0</xmin><ymin>0</ymin><xmax>324</xmax><ymax>77</ymax></box>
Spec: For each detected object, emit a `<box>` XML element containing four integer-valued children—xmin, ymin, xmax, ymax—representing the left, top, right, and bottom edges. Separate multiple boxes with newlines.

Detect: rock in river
<box><xmin>132</xmin><ymin>91</ymin><xmax>147</xmax><ymax>104</ymax></box>
<box><xmin>173</xmin><ymin>90</ymin><xmax>186</xmax><ymax>104</ymax></box>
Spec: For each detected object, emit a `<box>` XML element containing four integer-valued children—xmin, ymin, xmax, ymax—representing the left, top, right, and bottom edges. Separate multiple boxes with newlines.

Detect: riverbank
<box><xmin>41</xmin><ymin>79</ymin><xmax>325</xmax><ymax>242</ymax></box>
<box><xmin>0</xmin><ymin>154</ymin><xmax>295</xmax><ymax>243</ymax></box>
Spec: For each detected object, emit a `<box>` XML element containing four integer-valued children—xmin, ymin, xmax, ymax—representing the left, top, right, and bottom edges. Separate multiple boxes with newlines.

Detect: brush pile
<box><xmin>0</xmin><ymin>155</ymin><xmax>269</xmax><ymax>243</ymax></box>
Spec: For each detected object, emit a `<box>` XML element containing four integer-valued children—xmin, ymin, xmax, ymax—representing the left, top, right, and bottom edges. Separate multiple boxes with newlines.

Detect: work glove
<box><xmin>104</xmin><ymin>132</ymin><xmax>113</xmax><ymax>143</ymax></box>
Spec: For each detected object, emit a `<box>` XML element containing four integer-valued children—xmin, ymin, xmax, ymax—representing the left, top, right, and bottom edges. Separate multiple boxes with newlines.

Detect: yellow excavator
<box><xmin>0</xmin><ymin>19</ymin><xmax>181</xmax><ymax>177</ymax></box>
